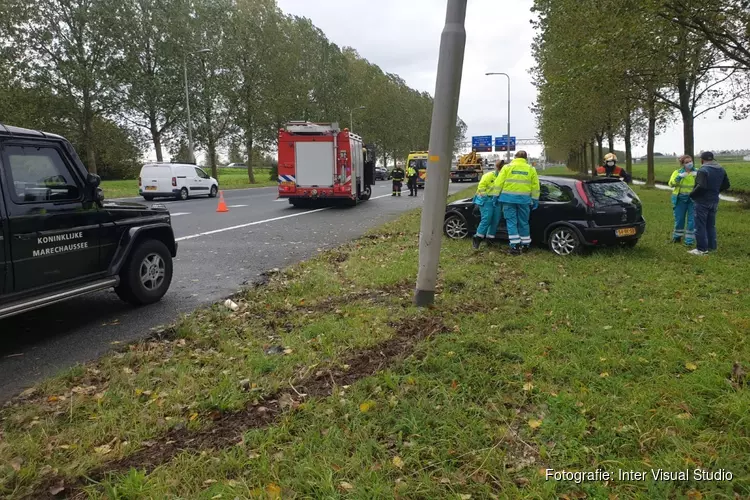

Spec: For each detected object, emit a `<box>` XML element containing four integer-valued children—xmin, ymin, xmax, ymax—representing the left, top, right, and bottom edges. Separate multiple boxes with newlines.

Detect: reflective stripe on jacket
<box><xmin>494</xmin><ymin>158</ymin><xmax>540</xmax><ymax>203</ymax></box>
<box><xmin>391</xmin><ymin>168</ymin><xmax>405</xmax><ymax>181</ymax></box>
<box><xmin>406</xmin><ymin>167</ymin><xmax>417</xmax><ymax>178</ymax></box>
<box><xmin>668</xmin><ymin>168</ymin><xmax>697</xmax><ymax>195</ymax></box>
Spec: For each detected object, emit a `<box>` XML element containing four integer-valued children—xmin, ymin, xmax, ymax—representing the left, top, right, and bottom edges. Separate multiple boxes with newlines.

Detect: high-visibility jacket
<box><xmin>668</xmin><ymin>168</ymin><xmax>697</xmax><ymax>196</ymax></box>
<box><xmin>475</xmin><ymin>170</ymin><xmax>500</xmax><ymax>197</ymax></box>
<box><xmin>406</xmin><ymin>167</ymin><xmax>417</xmax><ymax>179</ymax></box>
<box><xmin>494</xmin><ymin>158</ymin><xmax>540</xmax><ymax>203</ymax></box>
<box><xmin>391</xmin><ymin>168</ymin><xmax>405</xmax><ymax>181</ymax></box>
<box><xmin>596</xmin><ymin>164</ymin><xmax>632</xmax><ymax>183</ymax></box>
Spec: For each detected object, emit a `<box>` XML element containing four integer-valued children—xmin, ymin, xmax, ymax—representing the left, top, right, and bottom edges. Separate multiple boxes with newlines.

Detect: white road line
<box><xmin>371</xmin><ymin>194</ymin><xmax>394</xmax><ymax>200</ymax></box>
<box><xmin>274</xmin><ymin>198</ymin><xmax>287</xmax><ymax>202</ymax></box>
<box><xmin>170</xmin><ymin>212</ymin><xmax>191</xmax><ymax>217</ymax></box>
<box><xmin>176</xmin><ymin>208</ymin><xmax>330</xmax><ymax>242</ymax></box>
<box><xmin>228</xmin><ymin>204</ymin><xmax>248</xmax><ymax>208</ymax></box>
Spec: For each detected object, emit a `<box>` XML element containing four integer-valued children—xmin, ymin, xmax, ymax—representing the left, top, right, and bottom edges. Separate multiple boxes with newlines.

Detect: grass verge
<box><xmin>101</xmin><ymin>167</ymin><xmax>276</xmax><ymax>199</ymax></box>
<box><xmin>1</xmin><ymin>188</ymin><xmax>750</xmax><ymax>499</ymax></box>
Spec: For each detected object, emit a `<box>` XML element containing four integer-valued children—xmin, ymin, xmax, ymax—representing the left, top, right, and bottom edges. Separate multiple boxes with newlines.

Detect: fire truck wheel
<box><xmin>359</xmin><ymin>185</ymin><xmax>372</xmax><ymax>201</ymax></box>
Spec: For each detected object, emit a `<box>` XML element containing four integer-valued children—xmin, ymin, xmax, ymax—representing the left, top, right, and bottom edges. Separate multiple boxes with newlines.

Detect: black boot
<box><xmin>521</xmin><ymin>245</ymin><xmax>531</xmax><ymax>254</ymax></box>
<box><xmin>508</xmin><ymin>245</ymin><xmax>521</xmax><ymax>256</ymax></box>
<box><xmin>472</xmin><ymin>236</ymin><xmax>482</xmax><ymax>249</ymax></box>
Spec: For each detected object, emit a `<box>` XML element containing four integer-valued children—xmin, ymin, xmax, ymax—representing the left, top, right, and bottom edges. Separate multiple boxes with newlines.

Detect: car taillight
<box><xmin>172</xmin><ymin>177</ymin><xmax>177</xmax><ymax>187</ymax></box>
<box><xmin>576</xmin><ymin>181</ymin><xmax>593</xmax><ymax>207</ymax></box>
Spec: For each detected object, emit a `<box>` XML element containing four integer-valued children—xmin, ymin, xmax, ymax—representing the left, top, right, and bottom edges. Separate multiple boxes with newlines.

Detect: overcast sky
<box><xmin>276</xmin><ymin>0</ymin><xmax>749</xmax><ymax>159</ymax></box>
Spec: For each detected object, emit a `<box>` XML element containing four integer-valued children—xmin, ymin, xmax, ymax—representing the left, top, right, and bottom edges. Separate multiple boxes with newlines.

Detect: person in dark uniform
<box><xmin>406</xmin><ymin>161</ymin><xmax>418</xmax><ymax>196</ymax></box>
<box><xmin>391</xmin><ymin>164</ymin><xmax>405</xmax><ymax>197</ymax></box>
<box><xmin>596</xmin><ymin>153</ymin><xmax>632</xmax><ymax>183</ymax></box>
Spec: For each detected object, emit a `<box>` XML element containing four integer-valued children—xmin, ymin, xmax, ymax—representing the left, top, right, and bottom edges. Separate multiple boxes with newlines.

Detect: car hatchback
<box><xmin>443</xmin><ymin>176</ymin><xmax>646</xmax><ymax>255</ymax></box>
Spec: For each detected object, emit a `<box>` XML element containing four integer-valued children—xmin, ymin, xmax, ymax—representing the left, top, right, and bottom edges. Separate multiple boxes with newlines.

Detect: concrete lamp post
<box><xmin>485</xmin><ymin>72</ymin><xmax>511</xmax><ymax>162</ymax></box>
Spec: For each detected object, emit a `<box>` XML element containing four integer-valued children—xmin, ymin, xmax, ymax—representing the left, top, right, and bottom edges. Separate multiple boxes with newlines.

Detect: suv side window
<box><xmin>540</xmin><ymin>181</ymin><xmax>573</xmax><ymax>202</ymax></box>
<box><xmin>3</xmin><ymin>145</ymin><xmax>81</xmax><ymax>203</ymax></box>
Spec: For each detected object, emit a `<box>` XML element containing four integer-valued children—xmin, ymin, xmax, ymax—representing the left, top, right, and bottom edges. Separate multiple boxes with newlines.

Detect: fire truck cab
<box><xmin>277</xmin><ymin>122</ymin><xmax>374</xmax><ymax>207</ymax></box>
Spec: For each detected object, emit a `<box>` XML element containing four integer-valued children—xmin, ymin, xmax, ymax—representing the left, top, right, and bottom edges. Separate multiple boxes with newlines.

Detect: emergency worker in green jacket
<box><xmin>492</xmin><ymin>151</ymin><xmax>540</xmax><ymax>255</ymax></box>
<box><xmin>668</xmin><ymin>155</ymin><xmax>697</xmax><ymax>246</ymax></box>
<box><xmin>472</xmin><ymin>160</ymin><xmax>505</xmax><ymax>249</ymax></box>
<box><xmin>406</xmin><ymin>163</ymin><xmax>418</xmax><ymax>196</ymax></box>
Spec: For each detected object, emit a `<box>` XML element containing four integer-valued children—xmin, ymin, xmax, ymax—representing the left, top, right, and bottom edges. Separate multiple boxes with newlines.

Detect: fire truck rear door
<box><xmin>295</xmin><ymin>142</ymin><xmax>334</xmax><ymax>187</ymax></box>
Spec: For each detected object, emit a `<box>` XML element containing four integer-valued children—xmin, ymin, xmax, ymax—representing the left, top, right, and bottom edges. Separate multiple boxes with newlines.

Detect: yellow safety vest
<box><xmin>668</xmin><ymin>168</ymin><xmax>697</xmax><ymax>195</ymax></box>
<box><xmin>494</xmin><ymin>158</ymin><xmax>540</xmax><ymax>201</ymax></box>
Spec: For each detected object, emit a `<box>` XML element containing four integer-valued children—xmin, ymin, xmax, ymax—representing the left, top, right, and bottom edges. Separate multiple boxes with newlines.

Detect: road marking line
<box><xmin>228</xmin><ymin>204</ymin><xmax>248</xmax><ymax>208</ymax></box>
<box><xmin>176</xmin><ymin>208</ymin><xmax>330</xmax><ymax>242</ymax></box>
<box><xmin>170</xmin><ymin>212</ymin><xmax>191</xmax><ymax>217</ymax></box>
<box><xmin>371</xmin><ymin>194</ymin><xmax>393</xmax><ymax>200</ymax></box>
<box><xmin>274</xmin><ymin>198</ymin><xmax>287</xmax><ymax>202</ymax></box>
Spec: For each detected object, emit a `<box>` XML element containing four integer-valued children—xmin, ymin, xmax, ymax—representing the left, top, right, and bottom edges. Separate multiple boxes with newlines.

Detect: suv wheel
<box><xmin>209</xmin><ymin>185</ymin><xmax>218</xmax><ymax>198</ymax></box>
<box><xmin>177</xmin><ymin>187</ymin><xmax>188</xmax><ymax>201</ymax></box>
<box><xmin>444</xmin><ymin>213</ymin><xmax>469</xmax><ymax>239</ymax></box>
<box><xmin>548</xmin><ymin>226</ymin><xmax>581</xmax><ymax>256</ymax></box>
<box><xmin>115</xmin><ymin>239</ymin><xmax>174</xmax><ymax>305</ymax></box>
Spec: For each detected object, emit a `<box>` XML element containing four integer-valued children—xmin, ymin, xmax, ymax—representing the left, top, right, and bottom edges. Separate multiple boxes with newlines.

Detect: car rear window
<box><xmin>586</xmin><ymin>181</ymin><xmax>640</xmax><ymax>207</ymax></box>
<box><xmin>141</xmin><ymin>166</ymin><xmax>169</xmax><ymax>178</ymax></box>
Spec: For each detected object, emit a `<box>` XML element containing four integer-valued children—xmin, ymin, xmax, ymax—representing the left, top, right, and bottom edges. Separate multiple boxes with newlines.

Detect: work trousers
<box><xmin>392</xmin><ymin>180</ymin><xmax>402</xmax><ymax>196</ymax></box>
<box><xmin>502</xmin><ymin>202</ymin><xmax>531</xmax><ymax>248</ymax></box>
<box><xmin>475</xmin><ymin>198</ymin><xmax>501</xmax><ymax>239</ymax></box>
<box><xmin>672</xmin><ymin>194</ymin><xmax>695</xmax><ymax>245</ymax></box>
<box><xmin>407</xmin><ymin>177</ymin><xmax>418</xmax><ymax>195</ymax></box>
<box><xmin>694</xmin><ymin>201</ymin><xmax>719</xmax><ymax>252</ymax></box>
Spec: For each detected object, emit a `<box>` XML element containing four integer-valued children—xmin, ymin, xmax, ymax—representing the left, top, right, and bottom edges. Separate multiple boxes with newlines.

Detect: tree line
<box><xmin>0</xmin><ymin>0</ymin><xmax>466</xmax><ymax>181</ymax></box>
<box><xmin>532</xmin><ymin>0</ymin><xmax>749</xmax><ymax>183</ymax></box>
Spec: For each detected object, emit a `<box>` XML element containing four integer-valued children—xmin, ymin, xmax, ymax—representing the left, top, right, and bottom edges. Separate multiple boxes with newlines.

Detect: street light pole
<box><xmin>183</xmin><ymin>48</ymin><xmax>211</xmax><ymax>165</ymax></box>
<box><xmin>486</xmin><ymin>72</ymin><xmax>511</xmax><ymax>161</ymax></box>
<box><xmin>414</xmin><ymin>0</ymin><xmax>467</xmax><ymax>308</ymax></box>
<box><xmin>350</xmin><ymin>105</ymin><xmax>366</xmax><ymax>132</ymax></box>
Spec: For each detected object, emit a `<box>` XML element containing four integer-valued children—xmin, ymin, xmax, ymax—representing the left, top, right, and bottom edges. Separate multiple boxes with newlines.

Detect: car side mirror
<box><xmin>87</xmin><ymin>173</ymin><xmax>101</xmax><ymax>188</ymax></box>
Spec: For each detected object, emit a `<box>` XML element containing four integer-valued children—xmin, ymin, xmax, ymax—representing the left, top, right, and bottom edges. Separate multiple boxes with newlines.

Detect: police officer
<box><xmin>391</xmin><ymin>164</ymin><xmax>405</xmax><ymax>197</ymax></box>
<box><xmin>597</xmin><ymin>153</ymin><xmax>632</xmax><ymax>183</ymax></box>
<box><xmin>406</xmin><ymin>161</ymin><xmax>418</xmax><ymax>196</ymax></box>
<box><xmin>493</xmin><ymin>151</ymin><xmax>540</xmax><ymax>255</ymax></box>
<box><xmin>472</xmin><ymin>160</ymin><xmax>504</xmax><ymax>249</ymax></box>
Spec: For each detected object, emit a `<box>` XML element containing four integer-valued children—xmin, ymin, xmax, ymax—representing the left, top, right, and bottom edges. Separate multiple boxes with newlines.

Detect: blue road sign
<box><xmin>495</xmin><ymin>135</ymin><xmax>516</xmax><ymax>152</ymax></box>
<box><xmin>472</xmin><ymin>135</ymin><xmax>493</xmax><ymax>153</ymax></box>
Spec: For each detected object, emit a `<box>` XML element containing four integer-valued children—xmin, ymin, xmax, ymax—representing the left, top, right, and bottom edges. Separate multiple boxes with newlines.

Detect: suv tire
<box><xmin>177</xmin><ymin>187</ymin><xmax>188</xmax><ymax>201</ymax></box>
<box><xmin>115</xmin><ymin>239</ymin><xmax>174</xmax><ymax>306</ymax></box>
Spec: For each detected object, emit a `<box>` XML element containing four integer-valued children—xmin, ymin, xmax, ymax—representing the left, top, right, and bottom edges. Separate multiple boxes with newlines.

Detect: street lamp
<box><xmin>350</xmin><ymin>106</ymin><xmax>366</xmax><ymax>132</ymax></box>
<box><xmin>486</xmin><ymin>72</ymin><xmax>511</xmax><ymax>161</ymax></box>
<box><xmin>184</xmin><ymin>48</ymin><xmax>211</xmax><ymax>164</ymax></box>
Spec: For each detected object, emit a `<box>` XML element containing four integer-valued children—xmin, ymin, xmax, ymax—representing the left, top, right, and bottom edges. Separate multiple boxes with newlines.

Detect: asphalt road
<box><xmin>0</xmin><ymin>181</ymin><xmax>473</xmax><ymax>402</ymax></box>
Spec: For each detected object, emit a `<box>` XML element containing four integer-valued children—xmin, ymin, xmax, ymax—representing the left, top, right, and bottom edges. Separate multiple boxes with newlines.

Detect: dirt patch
<box><xmin>30</xmin><ymin>316</ymin><xmax>448</xmax><ymax>500</ymax></box>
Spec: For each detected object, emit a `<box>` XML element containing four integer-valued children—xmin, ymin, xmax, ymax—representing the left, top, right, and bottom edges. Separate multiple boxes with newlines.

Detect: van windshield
<box><xmin>409</xmin><ymin>159</ymin><xmax>427</xmax><ymax>170</ymax></box>
<box><xmin>587</xmin><ymin>181</ymin><xmax>640</xmax><ymax>208</ymax></box>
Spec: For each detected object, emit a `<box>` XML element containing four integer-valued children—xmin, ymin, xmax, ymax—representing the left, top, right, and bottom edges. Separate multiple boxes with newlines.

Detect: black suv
<box><xmin>0</xmin><ymin>124</ymin><xmax>177</xmax><ymax>320</ymax></box>
<box><xmin>443</xmin><ymin>176</ymin><xmax>646</xmax><ymax>255</ymax></box>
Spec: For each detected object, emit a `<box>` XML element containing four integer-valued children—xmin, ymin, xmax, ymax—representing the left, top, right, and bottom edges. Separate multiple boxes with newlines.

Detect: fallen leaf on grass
<box><xmin>48</xmin><ymin>479</ymin><xmax>65</xmax><ymax>496</ymax></box>
<box><xmin>459</xmin><ymin>495</ymin><xmax>472</xmax><ymax>500</ymax></box>
<box><xmin>203</xmin><ymin>479</ymin><xmax>217</xmax><ymax>485</ymax></box>
<box><xmin>359</xmin><ymin>400</ymin><xmax>376</xmax><ymax>413</ymax></box>
<box><xmin>266</xmin><ymin>483</ymin><xmax>282</xmax><ymax>498</ymax></box>
<box><xmin>94</xmin><ymin>444</ymin><xmax>112</xmax><ymax>455</ymax></box>
<box><xmin>685</xmin><ymin>362</ymin><xmax>698</xmax><ymax>371</ymax></box>
<box><xmin>339</xmin><ymin>481</ymin><xmax>354</xmax><ymax>492</ymax></box>
<box><xmin>528</xmin><ymin>419</ymin><xmax>543</xmax><ymax>429</ymax></box>
<box><xmin>523</xmin><ymin>382</ymin><xmax>534</xmax><ymax>391</ymax></box>
<box><xmin>603</xmin><ymin>325</ymin><xmax>613</xmax><ymax>330</ymax></box>
<box><xmin>600</xmin><ymin>372</ymin><xmax>610</xmax><ymax>378</ymax></box>
<box><xmin>677</xmin><ymin>413</ymin><xmax>692</xmax><ymax>420</ymax></box>
<box><xmin>687</xmin><ymin>490</ymin><xmax>703</xmax><ymax>500</ymax></box>
<box><xmin>392</xmin><ymin>456</ymin><xmax>405</xmax><ymax>469</ymax></box>
<box><xmin>189</xmin><ymin>413</ymin><xmax>199</xmax><ymax>421</ymax></box>
<box><xmin>10</xmin><ymin>457</ymin><xmax>23</xmax><ymax>472</ymax></box>
<box><xmin>451</xmin><ymin>380</ymin><xmax>459</xmax><ymax>390</ymax></box>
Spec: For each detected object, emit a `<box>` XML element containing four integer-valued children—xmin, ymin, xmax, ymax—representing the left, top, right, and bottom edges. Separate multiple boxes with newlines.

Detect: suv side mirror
<box><xmin>86</xmin><ymin>173</ymin><xmax>101</xmax><ymax>188</ymax></box>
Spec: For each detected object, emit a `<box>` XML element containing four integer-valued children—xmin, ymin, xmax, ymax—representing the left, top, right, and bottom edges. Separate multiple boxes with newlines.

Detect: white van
<box><xmin>138</xmin><ymin>163</ymin><xmax>219</xmax><ymax>201</ymax></box>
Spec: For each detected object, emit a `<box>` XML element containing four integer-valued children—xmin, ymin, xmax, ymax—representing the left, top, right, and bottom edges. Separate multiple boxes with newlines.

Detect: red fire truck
<box><xmin>277</xmin><ymin>121</ymin><xmax>374</xmax><ymax>207</ymax></box>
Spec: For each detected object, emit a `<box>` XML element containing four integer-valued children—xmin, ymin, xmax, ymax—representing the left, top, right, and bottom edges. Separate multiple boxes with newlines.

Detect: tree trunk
<box><xmin>607</xmin><ymin>125</ymin><xmax>615</xmax><ymax>153</ymax></box>
<box><xmin>245</xmin><ymin>121</ymin><xmax>256</xmax><ymax>184</ymax></box>
<box><xmin>208</xmin><ymin>136</ymin><xmax>218</xmax><ymax>180</ymax></box>
<box><xmin>590</xmin><ymin>141</ymin><xmax>596</xmax><ymax>176</ymax></box>
<box><xmin>82</xmin><ymin>94</ymin><xmax>97</xmax><ymax>174</ymax></box>
<box><xmin>647</xmin><ymin>95</ymin><xmax>657</xmax><ymax>187</ymax></box>
<box><xmin>150</xmin><ymin>113</ymin><xmax>163</xmax><ymax>162</ymax></box>
<box><xmin>677</xmin><ymin>76</ymin><xmax>695</xmax><ymax>157</ymax></box>
<box><xmin>582</xmin><ymin>143</ymin><xmax>588</xmax><ymax>174</ymax></box>
<box><xmin>595</xmin><ymin>133</ymin><xmax>603</xmax><ymax>166</ymax></box>
<box><xmin>624</xmin><ymin>110</ymin><xmax>633</xmax><ymax>175</ymax></box>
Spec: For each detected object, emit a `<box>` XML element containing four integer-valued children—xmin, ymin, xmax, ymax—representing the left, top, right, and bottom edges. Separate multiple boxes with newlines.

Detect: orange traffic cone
<box><xmin>216</xmin><ymin>191</ymin><xmax>229</xmax><ymax>213</ymax></box>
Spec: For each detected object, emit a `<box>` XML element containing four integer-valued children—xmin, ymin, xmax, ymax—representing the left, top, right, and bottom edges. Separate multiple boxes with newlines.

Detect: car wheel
<box><xmin>548</xmin><ymin>226</ymin><xmax>581</xmax><ymax>256</ymax></box>
<box><xmin>209</xmin><ymin>185</ymin><xmax>218</xmax><ymax>198</ymax></box>
<box><xmin>115</xmin><ymin>239</ymin><xmax>173</xmax><ymax>306</ymax></box>
<box><xmin>443</xmin><ymin>213</ymin><xmax>470</xmax><ymax>239</ymax></box>
<box><xmin>142</xmin><ymin>195</ymin><xmax>154</xmax><ymax>201</ymax></box>
<box><xmin>177</xmin><ymin>187</ymin><xmax>188</xmax><ymax>201</ymax></box>
<box><xmin>359</xmin><ymin>185</ymin><xmax>372</xmax><ymax>201</ymax></box>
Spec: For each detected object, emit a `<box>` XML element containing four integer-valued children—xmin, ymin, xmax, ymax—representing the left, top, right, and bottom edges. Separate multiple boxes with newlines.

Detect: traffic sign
<box><xmin>495</xmin><ymin>135</ymin><xmax>516</xmax><ymax>152</ymax></box>
<box><xmin>472</xmin><ymin>135</ymin><xmax>493</xmax><ymax>153</ymax></box>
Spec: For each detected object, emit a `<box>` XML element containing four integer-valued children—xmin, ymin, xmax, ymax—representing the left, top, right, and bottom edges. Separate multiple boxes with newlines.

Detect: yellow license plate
<box><xmin>616</xmin><ymin>227</ymin><xmax>637</xmax><ymax>237</ymax></box>
<box><xmin>145</xmin><ymin>186</ymin><xmax>157</xmax><ymax>191</ymax></box>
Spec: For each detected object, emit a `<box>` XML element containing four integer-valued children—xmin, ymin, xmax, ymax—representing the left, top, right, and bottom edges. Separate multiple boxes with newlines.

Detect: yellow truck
<box><xmin>450</xmin><ymin>151</ymin><xmax>483</xmax><ymax>183</ymax></box>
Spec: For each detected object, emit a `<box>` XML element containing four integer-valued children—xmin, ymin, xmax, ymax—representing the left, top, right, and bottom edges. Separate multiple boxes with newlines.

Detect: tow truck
<box><xmin>277</xmin><ymin>122</ymin><xmax>375</xmax><ymax>207</ymax></box>
<box><xmin>450</xmin><ymin>151</ymin><xmax>483</xmax><ymax>183</ymax></box>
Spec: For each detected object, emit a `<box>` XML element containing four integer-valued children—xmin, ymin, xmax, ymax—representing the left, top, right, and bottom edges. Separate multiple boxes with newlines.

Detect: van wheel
<box><xmin>115</xmin><ymin>239</ymin><xmax>173</xmax><ymax>306</ymax></box>
<box><xmin>548</xmin><ymin>226</ymin><xmax>581</xmax><ymax>256</ymax></box>
<box><xmin>177</xmin><ymin>188</ymin><xmax>188</xmax><ymax>201</ymax></box>
<box><xmin>209</xmin><ymin>185</ymin><xmax>218</xmax><ymax>198</ymax></box>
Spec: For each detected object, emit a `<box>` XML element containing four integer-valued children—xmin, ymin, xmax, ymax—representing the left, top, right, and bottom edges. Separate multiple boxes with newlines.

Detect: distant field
<box><xmin>101</xmin><ymin>167</ymin><xmax>276</xmax><ymax>200</ymax></box>
<box><xmin>543</xmin><ymin>157</ymin><xmax>750</xmax><ymax>194</ymax></box>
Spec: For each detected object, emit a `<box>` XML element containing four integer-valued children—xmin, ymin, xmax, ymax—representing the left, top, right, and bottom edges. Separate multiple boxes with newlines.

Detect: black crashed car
<box><xmin>443</xmin><ymin>176</ymin><xmax>646</xmax><ymax>255</ymax></box>
<box><xmin>375</xmin><ymin>166</ymin><xmax>389</xmax><ymax>181</ymax></box>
